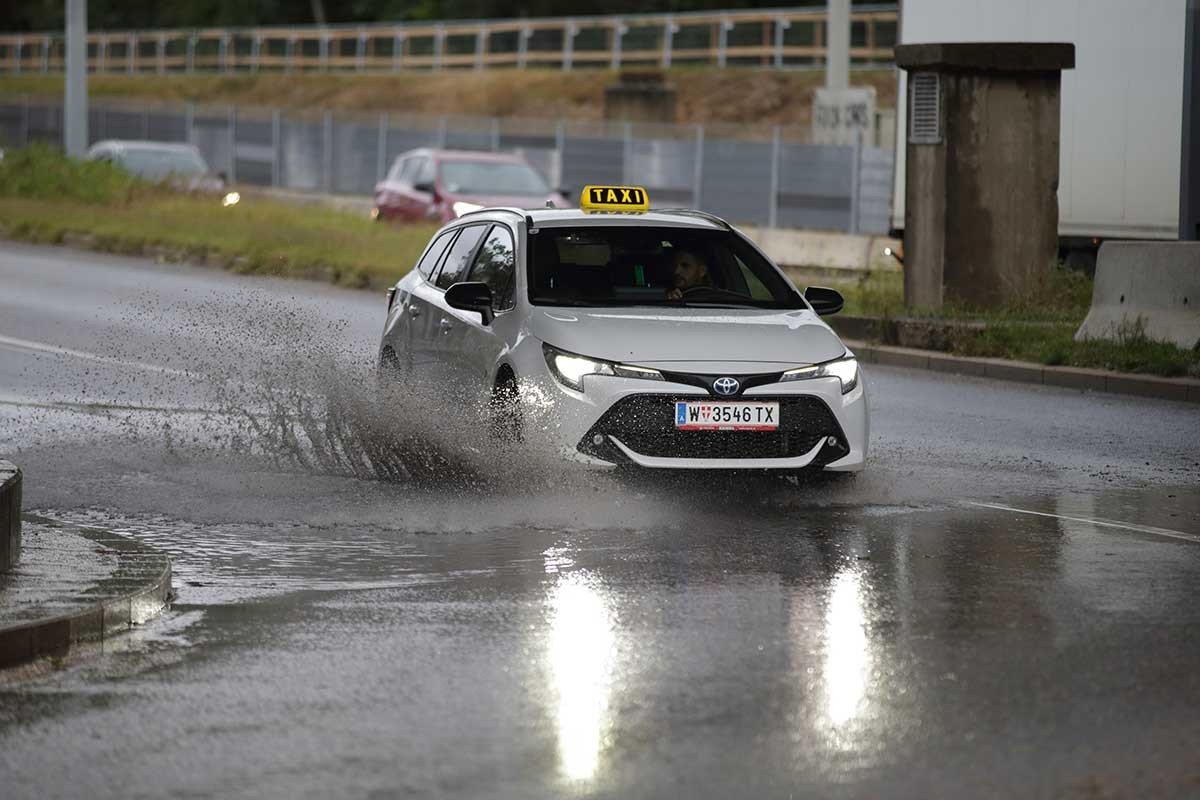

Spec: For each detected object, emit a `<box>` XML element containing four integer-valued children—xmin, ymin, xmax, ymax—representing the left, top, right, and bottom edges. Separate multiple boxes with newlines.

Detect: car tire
<box><xmin>489</xmin><ymin>372</ymin><xmax>524</xmax><ymax>444</ymax></box>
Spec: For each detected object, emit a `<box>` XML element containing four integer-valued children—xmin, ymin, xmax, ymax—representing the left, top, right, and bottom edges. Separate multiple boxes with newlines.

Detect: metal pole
<box><xmin>42</xmin><ymin>36</ymin><xmax>51</xmax><ymax>73</ymax></box>
<box><xmin>610</xmin><ymin>22</ymin><xmax>626</xmax><ymax>70</ymax></box>
<box><xmin>554</xmin><ymin>119</ymin><xmax>565</xmax><ymax>188</ymax></box>
<box><xmin>19</xmin><ymin>94</ymin><xmax>30</xmax><ymax>148</ymax></box>
<box><xmin>97</xmin><ymin>34</ymin><xmax>105</xmax><ymax>73</ymax></box>
<box><xmin>848</xmin><ymin>129</ymin><xmax>862</xmax><ymax>235</ymax></box>
<box><xmin>432</xmin><ymin>25</ymin><xmax>443</xmax><ymax>72</ymax></box>
<box><xmin>127</xmin><ymin>33</ymin><xmax>135</xmax><ymax>74</ymax></box>
<box><xmin>717</xmin><ymin>19</ymin><xmax>731</xmax><ymax>69</ymax></box>
<box><xmin>14</xmin><ymin>36</ymin><xmax>22</xmax><ymax>75</ymax></box>
<box><xmin>490</xmin><ymin>117</ymin><xmax>500</xmax><ymax>151</ymax></box>
<box><xmin>64</xmin><ymin>0</ymin><xmax>88</xmax><ymax>157</ymax></box>
<box><xmin>184</xmin><ymin>102</ymin><xmax>194</xmax><ymax>145</ymax></box>
<box><xmin>622</xmin><ymin>121</ymin><xmax>633</xmax><ymax>184</ymax></box>
<box><xmin>518</xmin><ymin>27</ymin><xmax>529</xmax><ymax>69</ymax></box>
<box><xmin>1181</xmin><ymin>0</ymin><xmax>1200</xmax><ymax>240</ymax></box>
<box><xmin>562</xmin><ymin>21</ymin><xmax>576</xmax><ymax>71</ymax></box>
<box><xmin>476</xmin><ymin>29</ymin><xmax>486</xmax><ymax>71</ymax></box>
<box><xmin>692</xmin><ymin>124</ymin><xmax>704</xmax><ymax>209</ymax></box>
<box><xmin>662</xmin><ymin>19</ymin><xmax>678</xmax><ymax>69</ymax></box>
<box><xmin>157</xmin><ymin>34</ymin><xmax>165</xmax><ymax>74</ymax></box>
<box><xmin>251</xmin><ymin>36</ymin><xmax>261</xmax><ymax>73</ymax></box>
<box><xmin>774</xmin><ymin>19</ymin><xmax>790</xmax><ymax>69</ymax></box>
<box><xmin>436</xmin><ymin>115</ymin><xmax>447</xmax><ymax>148</ymax></box>
<box><xmin>186</xmin><ymin>35</ymin><xmax>195</xmax><ymax>73</ymax></box>
<box><xmin>392</xmin><ymin>31</ymin><xmax>403</xmax><ymax>72</ymax></box>
<box><xmin>376</xmin><ymin>111</ymin><xmax>388</xmax><ymax>180</ymax></box>
<box><xmin>271</xmin><ymin>108</ymin><xmax>281</xmax><ymax>187</ymax></box>
<box><xmin>319</xmin><ymin>34</ymin><xmax>328</xmax><ymax>72</ymax></box>
<box><xmin>768</xmin><ymin>126</ymin><xmax>781</xmax><ymax>229</ymax></box>
<box><xmin>323</xmin><ymin>109</ymin><xmax>333</xmax><ymax>192</ymax></box>
<box><xmin>227</xmin><ymin>105</ymin><xmax>237</xmax><ymax>183</ymax></box>
<box><xmin>356</xmin><ymin>31</ymin><xmax>366</xmax><ymax>72</ymax></box>
<box><xmin>827</xmin><ymin>0</ymin><xmax>850</xmax><ymax>89</ymax></box>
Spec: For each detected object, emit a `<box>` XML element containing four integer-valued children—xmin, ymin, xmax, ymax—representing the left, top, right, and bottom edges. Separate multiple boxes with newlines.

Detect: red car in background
<box><xmin>372</xmin><ymin>148</ymin><xmax>568</xmax><ymax>223</ymax></box>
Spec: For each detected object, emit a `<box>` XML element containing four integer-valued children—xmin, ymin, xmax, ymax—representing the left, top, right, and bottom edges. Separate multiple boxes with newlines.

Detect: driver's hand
<box><xmin>665</xmin><ymin>287</ymin><xmax>683</xmax><ymax>300</ymax></box>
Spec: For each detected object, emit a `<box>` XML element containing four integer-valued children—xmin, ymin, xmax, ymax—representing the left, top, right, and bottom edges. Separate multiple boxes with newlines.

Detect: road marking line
<box><xmin>0</xmin><ymin>333</ymin><xmax>197</xmax><ymax>379</ymax></box>
<box><xmin>967</xmin><ymin>501</ymin><xmax>1200</xmax><ymax>545</ymax></box>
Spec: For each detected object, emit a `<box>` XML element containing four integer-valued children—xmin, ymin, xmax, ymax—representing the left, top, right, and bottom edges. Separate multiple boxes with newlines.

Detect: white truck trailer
<box><xmin>891</xmin><ymin>0</ymin><xmax>1193</xmax><ymax>269</ymax></box>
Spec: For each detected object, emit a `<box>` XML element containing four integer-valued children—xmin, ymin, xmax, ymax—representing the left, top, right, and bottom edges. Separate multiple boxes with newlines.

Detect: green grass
<box><xmin>834</xmin><ymin>266</ymin><xmax>1198</xmax><ymax>378</ymax></box>
<box><xmin>0</xmin><ymin>144</ymin><xmax>436</xmax><ymax>289</ymax></box>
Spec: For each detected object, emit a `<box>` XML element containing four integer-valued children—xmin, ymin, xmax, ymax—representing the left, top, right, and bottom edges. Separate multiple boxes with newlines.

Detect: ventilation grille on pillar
<box><xmin>909</xmin><ymin>73</ymin><xmax>942</xmax><ymax>144</ymax></box>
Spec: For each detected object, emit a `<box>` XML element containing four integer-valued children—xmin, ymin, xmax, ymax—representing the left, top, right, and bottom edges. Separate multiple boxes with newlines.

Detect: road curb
<box><xmin>0</xmin><ymin>516</ymin><xmax>173</xmax><ymax>670</ymax></box>
<box><xmin>846</xmin><ymin>340</ymin><xmax>1200</xmax><ymax>404</ymax></box>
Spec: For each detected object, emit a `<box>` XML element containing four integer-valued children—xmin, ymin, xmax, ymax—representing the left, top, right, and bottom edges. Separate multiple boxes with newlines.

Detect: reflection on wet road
<box><xmin>1</xmin><ymin>244</ymin><xmax>1199</xmax><ymax>798</ymax></box>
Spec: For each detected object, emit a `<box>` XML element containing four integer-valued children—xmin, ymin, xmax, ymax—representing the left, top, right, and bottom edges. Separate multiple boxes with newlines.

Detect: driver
<box><xmin>665</xmin><ymin>248</ymin><xmax>712</xmax><ymax>300</ymax></box>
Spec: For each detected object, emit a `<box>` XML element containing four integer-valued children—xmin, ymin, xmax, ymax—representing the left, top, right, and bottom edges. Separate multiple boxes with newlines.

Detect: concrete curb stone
<box><xmin>0</xmin><ymin>516</ymin><xmax>173</xmax><ymax>670</ymax></box>
<box><xmin>846</xmin><ymin>340</ymin><xmax>1200</xmax><ymax>404</ymax></box>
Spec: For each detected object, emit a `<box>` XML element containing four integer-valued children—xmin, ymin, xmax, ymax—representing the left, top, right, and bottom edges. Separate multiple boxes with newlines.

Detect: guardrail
<box><xmin>0</xmin><ymin>5</ymin><xmax>896</xmax><ymax>75</ymax></box>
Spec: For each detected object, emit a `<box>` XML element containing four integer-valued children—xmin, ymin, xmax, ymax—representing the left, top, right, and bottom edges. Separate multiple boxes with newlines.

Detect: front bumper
<box><xmin>516</xmin><ymin>356</ymin><xmax>868</xmax><ymax>471</ymax></box>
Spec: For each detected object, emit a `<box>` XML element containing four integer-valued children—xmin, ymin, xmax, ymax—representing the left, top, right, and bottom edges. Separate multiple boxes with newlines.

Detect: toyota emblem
<box><xmin>712</xmin><ymin>376</ymin><xmax>740</xmax><ymax>396</ymax></box>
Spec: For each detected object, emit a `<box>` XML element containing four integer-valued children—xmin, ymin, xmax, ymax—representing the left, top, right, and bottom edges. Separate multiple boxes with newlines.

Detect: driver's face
<box><xmin>672</xmin><ymin>251</ymin><xmax>709</xmax><ymax>289</ymax></box>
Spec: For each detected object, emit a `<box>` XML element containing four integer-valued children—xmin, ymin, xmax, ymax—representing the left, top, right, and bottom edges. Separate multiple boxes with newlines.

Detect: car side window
<box><xmin>413</xmin><ymin>157</ymin><xmax>436</xmax><ymax>189</ymax></box>
<box><xmin>467</xmin><ymin>225</ymin><xmax>516</xmax><ymax>310</ymax></box>
<box><xmin>434</xmin><ymin>225</ymin><xmax>487</xmax><ymax>290</ymax></box>
<box><xmin>416</xmin><ymin>230</ymin><xmax>457</xmax><ymax>281</ymax></box>
<box><xmin>387</xmin><ymin>157</ymin><xmax>407</xmax><ymax>182</ymax></box>
<box><xmin>734</xmin><ymin>254</ymin><xmax>775</xmax><ymax>301</ymax></box>
<box><xmin>398</xmin><ymin>158</ymin><xmax>418</xmax><ymax>184</ymax></box>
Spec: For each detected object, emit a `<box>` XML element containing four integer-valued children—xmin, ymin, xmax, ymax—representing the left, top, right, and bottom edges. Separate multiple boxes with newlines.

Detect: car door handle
<box><xmin>408</xmin><ymin>305</ymin><xmax>421</xmax><ymax>318</ymax></box>
<box><xmin>438</xmin><ymin>318</ymin><xmax>454</xmax><ymax>334</ymax></box>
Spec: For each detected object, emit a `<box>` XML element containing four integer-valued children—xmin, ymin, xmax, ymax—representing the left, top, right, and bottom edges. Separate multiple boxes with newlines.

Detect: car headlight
<box><xmin>780</xmin><ymin>356</ymin><xmax>859</xmax><ymax>394</ymax></box>
<box><xmin>452</xmin><ymin>201</ymin><xmax>484</xmax><ymax>217</ymax></box>
<box><xmin>221</xmin><ymin>191</ymin><xmax>240</xmax><ymax>207</ymax></box>
<box><xmin>543</xmin><ymin>343</ymin><xmax>664</xmax><ymax>391</ymax></box>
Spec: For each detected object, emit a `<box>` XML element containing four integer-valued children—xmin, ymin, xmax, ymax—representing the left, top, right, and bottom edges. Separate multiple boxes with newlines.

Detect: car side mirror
<box><xmin>803</xmin><ymin>286</ymin><xmax>844</xmax><ymax>316</ymax></box>
<box><xmin>413</xmin><ymin>181</ymin><xmax>435</xmax><ymax>195</ymax></box>
<box><xmin>445</xmin><ymin>281</ymin><xmax>495</xmax><ymax>326</ymax></box>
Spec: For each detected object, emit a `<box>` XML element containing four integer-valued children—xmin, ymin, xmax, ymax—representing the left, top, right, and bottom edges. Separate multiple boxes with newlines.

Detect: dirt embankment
<box><xmin>1</xmin><ymin>68</ymin><xmax>896</xmax><ymax>126</ymax></box>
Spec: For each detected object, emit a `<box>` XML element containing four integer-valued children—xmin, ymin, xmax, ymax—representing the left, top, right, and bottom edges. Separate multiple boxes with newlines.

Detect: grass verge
<box><xmin>836</xmin><ymin>267</ymin><xmax>1199</xmax><ymax>378</ymax></box>
<box><xmin>0</xmin><ymin>144</ymin><xmax>435</xmax><ymax>289</ymax></box>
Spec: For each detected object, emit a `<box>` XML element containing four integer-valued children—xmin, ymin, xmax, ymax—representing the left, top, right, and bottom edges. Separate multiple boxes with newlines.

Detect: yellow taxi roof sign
<box><xmin>580</xmin><ymin>185</ymin><xmax>650</xmax><ymax>214</ymax></box>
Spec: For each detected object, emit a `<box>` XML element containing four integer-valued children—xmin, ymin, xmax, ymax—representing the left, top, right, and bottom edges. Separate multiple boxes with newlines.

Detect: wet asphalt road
<box><xmin>1</xmin><ymin>242</ymin><xmax>1199</xmax><ymax>799</ymax></box>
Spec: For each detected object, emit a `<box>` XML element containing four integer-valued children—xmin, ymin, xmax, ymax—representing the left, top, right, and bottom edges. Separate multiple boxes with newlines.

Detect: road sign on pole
<box><xmin>64</xmin><ymin>0</ymin><xmax>88</xmax><ymax>156</ymax></box>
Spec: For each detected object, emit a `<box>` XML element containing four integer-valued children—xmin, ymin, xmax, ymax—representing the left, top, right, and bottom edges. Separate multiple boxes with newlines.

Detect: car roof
<box><xmin>90</xmin><ymin>140</ymin><xmax>202</xmax><ymax>154</ymax></box>
<box><xmin>397</xmin><ymin>148</ymin><xmax>532</xmax><ymax>164</ymax></box>
<box><xmin>458</xmin><ymin>207</ymin><xmax>730</xmax><ymax>230</ymax></box>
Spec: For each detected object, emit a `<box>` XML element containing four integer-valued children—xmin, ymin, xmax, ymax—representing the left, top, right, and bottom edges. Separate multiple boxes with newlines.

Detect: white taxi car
<box><xmin>378</xmin><ymin>186</ymin><xmax>867</xmax><ymax>471</ymax></box>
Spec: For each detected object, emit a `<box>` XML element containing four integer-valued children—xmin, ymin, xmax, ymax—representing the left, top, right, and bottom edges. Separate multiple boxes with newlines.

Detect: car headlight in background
<box><xmin>543</xmin><ymin>343</ymin><xmax>664</xmax><ymax>391</ymax></box>
<box><xmin>221</xmin><ymin>191</ymin><xmax>241</xmax><ymax>207</ymax></box>
<box><xmin>452</xmin><ymin>201</ymin><xmax>484</xmax><ymax>217</ymax></box>
<box><xmin>780</xmin><ymin>356</ymin><xmax>859</xmax><ymax>394</ymax></box>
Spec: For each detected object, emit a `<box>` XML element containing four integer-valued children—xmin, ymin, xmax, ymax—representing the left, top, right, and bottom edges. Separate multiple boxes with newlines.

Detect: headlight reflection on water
<box><xmin>824</xmin><ymin>568</ymin><xmax>871</xmax><ymax>729</ymax></box>
<box><xmin>548</xmin><ymin>571</ymin><xmax>616</xmax><ymax>782</ymax></box>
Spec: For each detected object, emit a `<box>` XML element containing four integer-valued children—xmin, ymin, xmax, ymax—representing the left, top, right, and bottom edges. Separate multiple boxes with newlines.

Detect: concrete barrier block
<box><xmin>1075</xmin><ymin>242</ymin><xmax>1200</xmax><ymax>349</ymax></box>
<box><xmin>0</xmin><ymin>460</ymin><xmax>20</xmax><ymax>571</ymax></box>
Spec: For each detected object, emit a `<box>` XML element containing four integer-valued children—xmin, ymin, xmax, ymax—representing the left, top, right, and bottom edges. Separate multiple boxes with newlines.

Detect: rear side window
<box><xmin>467</xmin><ymin>225</ymin><xmax>516</xmax><ymax>310</ymax></box>
<box><xmin>416</xmin><ymin>230</ymin><xmax>456</xmax><ymax>280</ymax></box>
<box><xmin>434</xmin><ymin>225</ymin><xmax>487</xmax><ymax>290</ymax></box>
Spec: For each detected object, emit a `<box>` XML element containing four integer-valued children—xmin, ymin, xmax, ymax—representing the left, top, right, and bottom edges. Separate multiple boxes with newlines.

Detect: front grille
<box><xmin>578</xmin><ymin>394</ymin><xmax>847</xmax><ymax>464</ymax></box>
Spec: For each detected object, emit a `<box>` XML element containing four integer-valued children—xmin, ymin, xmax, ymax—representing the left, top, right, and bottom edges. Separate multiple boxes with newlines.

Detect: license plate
<box><xmin>674</xmin><ymin>401</ymin><xmax>780</xmax><ymax>431</ymax></box>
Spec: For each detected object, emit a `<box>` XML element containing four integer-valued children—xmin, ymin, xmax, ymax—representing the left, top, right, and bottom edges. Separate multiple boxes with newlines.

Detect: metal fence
<box><xmin>0</xmin><ymin>97</ymin><xmax>894</xmax><ymax>234</ymax></box>
<box><xmin>0</xmin><ymin>5</ymin><xmax>896</xmax><ymax>75</ymax></box>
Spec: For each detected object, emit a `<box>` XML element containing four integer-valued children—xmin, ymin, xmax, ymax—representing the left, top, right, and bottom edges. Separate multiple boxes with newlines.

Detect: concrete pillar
<box><xmin>896</xmin><ymin>43</ymin><xmax>1075</xmax><ymax>309</ymax></box>
<box><xmin>64</xmin><ymin>0</ymin><xmax>88</xmax><ymax>157</ymax></box>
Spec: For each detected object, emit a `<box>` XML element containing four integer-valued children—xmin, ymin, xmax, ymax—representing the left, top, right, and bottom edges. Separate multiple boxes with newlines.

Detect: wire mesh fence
<box><xmin>0</xmin><ymin>97</ymin><xmax>894</xmax><ymax>234</ymax></box>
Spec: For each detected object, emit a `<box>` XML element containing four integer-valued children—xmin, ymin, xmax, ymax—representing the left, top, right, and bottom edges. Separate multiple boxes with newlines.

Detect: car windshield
<box><xmin>118</xmin><ymin>148</ymin><xmax>208</xmax><ymax>179</ymax></box>
<box><xmin>439</xmin><ymin>160</ymin><xmax>549</xmax><ymax>196</ymax></box>
<box><xmin>528</xmin><ymin>226</ymin><xmax>804</xmax><ymax>309</ymax></box>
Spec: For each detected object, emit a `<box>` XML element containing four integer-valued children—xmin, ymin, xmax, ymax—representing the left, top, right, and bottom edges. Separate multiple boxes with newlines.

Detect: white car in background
<box><xmin>86</xmin><ymin>140</ymin><xmax>240</xmax><ymax>206</ymax></box>
<box><xmin>378</xmin><ymin>186</ymin><xmax>868</xmax><ymax>471</ymax></box>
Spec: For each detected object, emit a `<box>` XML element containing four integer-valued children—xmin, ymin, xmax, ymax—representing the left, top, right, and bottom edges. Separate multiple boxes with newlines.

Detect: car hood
<box><xmin>531</xmin><ymin>307</ymin><xmax>847</xmax><ymax>369</ymax></box>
